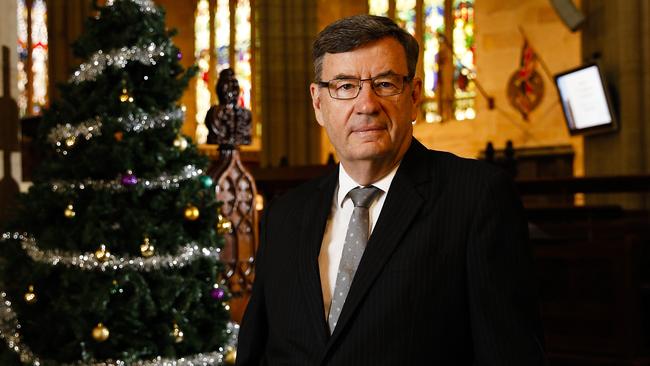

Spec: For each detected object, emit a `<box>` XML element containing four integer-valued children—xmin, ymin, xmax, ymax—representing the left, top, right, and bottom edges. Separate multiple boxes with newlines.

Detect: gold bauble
<box><xmin>92</xmin><ymin>323</ymin><xmax>110</xmax><ymax>342</ymax></box>
<box><xmin>173</xmin><ymin>136</ymin><xmax>188</xmax><ymax>151</ymax></box>
<box><xmin>94</xmin><ymin>244</ymin><xmax>111</xmax><ymax>262</ymax></box>
<box><xmin>224</xmin><ymin>345</ymin><xmax>237</xmax><ymax>364</ymax></box>
<box><xmin>216</xmin><ymin>214</ymin><xmax>232</xmax><ymax>235</ymax></box>
<box><xmin>24</xmin><ymin>285</ymin><xmax>37</xmax><ymax>304</ymax></box>
<box><xmin>119</xmin><ymin>88</ymin><xmax>130</xmax><ymax>102</ymax></box>
<box><xmin>114</xmin><ymin>131</ymin><xmax>124</xmax><ymax>142</ymax></box>
<box><xmin>172</xmin><ymin>323</ymin><xmax>184</xmax><ymax>343</ymax></box>
<box><xmin>184</xmin><ymin>205</ymin><xmax>200</xmax><ymax>221</ymax></box>
<box><xmin>140</xmin><ymin>237</ymin><xmax>154</xmax><ymax>257</ymax></box>
<box><xmin>64</xmin><ymin>204</ymin><xmax>76</xmax><ymax>218</ymax></box>
<box><xmin>65</xmin><ymin>136</ymin><xmax>76</xmax><ymax>147</ymax></box>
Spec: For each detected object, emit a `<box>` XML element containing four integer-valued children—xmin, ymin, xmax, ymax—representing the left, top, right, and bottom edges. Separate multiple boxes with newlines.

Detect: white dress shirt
<box><xmin>318</xmin><ymin>163</ymin><xmax>400</xmax><ymax>316</ymax></box>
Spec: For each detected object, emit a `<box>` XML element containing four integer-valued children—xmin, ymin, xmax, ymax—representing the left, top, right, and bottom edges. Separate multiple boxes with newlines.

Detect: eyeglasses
<box><xmin>317</xmin><ymin>74</ymin><xmax>413</xmax><ymax>100</ymax></box>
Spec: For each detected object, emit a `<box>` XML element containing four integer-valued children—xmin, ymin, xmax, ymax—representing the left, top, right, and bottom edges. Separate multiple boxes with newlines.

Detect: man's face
<box><xmin>310</xmin><ymin>37</ymin><xmax>422</xmax><ymax>168</ymax></box>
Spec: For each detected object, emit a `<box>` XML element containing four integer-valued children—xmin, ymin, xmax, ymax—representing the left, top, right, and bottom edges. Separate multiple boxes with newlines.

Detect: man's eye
<box><xmin>336</xmin><ymin>83</ymin><xmax>357</xmax><ymax>91</ymax></box>
<box><xmin>375</xmin><ymin>81</ymin><xmax>397</xmax><ymax>89</ymax></box>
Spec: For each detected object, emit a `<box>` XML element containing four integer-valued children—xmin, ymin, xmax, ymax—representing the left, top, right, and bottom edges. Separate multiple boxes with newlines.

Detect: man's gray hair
<box><xmin>312</xmin><ymin>14</ymin><xmax>419</xmax><ymax>81</ymax></box>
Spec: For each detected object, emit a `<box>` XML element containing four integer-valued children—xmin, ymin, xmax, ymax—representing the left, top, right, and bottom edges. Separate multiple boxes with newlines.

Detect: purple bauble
<box><xmin>177</xmin><ymin>51</ymin><xmax>183</xmax><ymax>60</ymax></box>
<box><xmin>121</xmin><ymin>173</ymin><xmax>138</xmax><ymax>186</ymax></box>
<box><xmin>210</xmin><ymin>287</ymin><xmax>225</xmax><ymax>300</ymax></box>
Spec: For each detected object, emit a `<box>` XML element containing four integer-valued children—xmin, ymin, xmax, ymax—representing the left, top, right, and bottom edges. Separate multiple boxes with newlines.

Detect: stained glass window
<box><xmin>194</xmin><ymin>0</ymin><xmax>211</xmax><ymax>144</ymax></box>
<box><xmin>17</xmin><ymin>0</ymin><xmax>29</xmax><ymax>116</ymax></box>
<box><xmin>395</xmin><ymin>0</ymin><xmax>416</xmax><ymax>35</ymax></box>
<box><xmin>369</xmin><ymin>0</ymin><xmax>389</xmax><ymax>17</ymax></box>
<box><xmin>215</xmin><ymin>0</ymin><xmax>230</xmax><ymax>72</ymax></box>
<box><xmin>234</xmin><ymin>0</ymin><xmax>251</xmax><ymax>108</ymax></box>
<box><xmin>194</xmin><ymin>0</ymin><xmax>254</xmax><ymax>143</ymax></box>
<box><xmin>369</xmin><ymin>0</ymin><xmax>475</xmax><ymax>122</ymax></box>
<box><xmin>452</xmin><ymin>0</ymin><xmax>475</xmax><ymax>120</ymax></box>
<box><xmin>17</xmin><ymin>0</ymin><xmax>49</xmax><ymax>118</ymax></box>
<box><xmin>422</xmin><ymin>0</ymin><xmax>444</xmax><ymax>123</ymax></box>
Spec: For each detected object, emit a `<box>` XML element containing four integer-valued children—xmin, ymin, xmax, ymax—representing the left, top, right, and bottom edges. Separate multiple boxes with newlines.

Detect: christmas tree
<box><xmin>0</xmin><ymin>0</ymin><xmax>236</xmax><ymax>364</ymax></box>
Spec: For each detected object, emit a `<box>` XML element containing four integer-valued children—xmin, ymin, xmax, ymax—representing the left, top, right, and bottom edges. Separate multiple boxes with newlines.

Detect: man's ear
<box><xmin>409</xmin><ymin>77</ymin><xmax>423</xmax><ymax>122</ymax></box>
<box><xmin>310</xmin><ymin>83</ymin><xmax>325</xmax><ymax>127</ymax></box>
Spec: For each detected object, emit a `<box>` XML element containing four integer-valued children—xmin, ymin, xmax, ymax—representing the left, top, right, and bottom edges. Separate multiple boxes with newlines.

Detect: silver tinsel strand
<box><xmin>70</xmin><ymin>42</ymin><xmax>169</xmax><ymax>84</ymax></box>
<box><xmin>47</xmin><ymin>108</ymin><xmax>184</xmax><ymax>152</ymax></box>
<box><xmin>0</xmin><ymin>290</ymin><xmax>239</xmax><ymax>365</ymax></box>
<box><xmin>119</xmin><ymin>108</ymin><xmax>184</xmax><ymax>133</ymax></box>
<box><xmin>48</xmin><ymin>165</ymin><xmax>202</xmax><ymax>193</ymax></box>
<box><xmin>106</xmin><ymin>0</ymin><xmax>159</xmax><ymax>14</ymax></box>
<box><xmin>0</xmin><ymin>233</ymin><xmax>221</xmax><ymax>272</ymax></box>
<box><xmin>47</xmin><ymin>118</ymin><xmax>102</xmax><ymax>153</ymax></box>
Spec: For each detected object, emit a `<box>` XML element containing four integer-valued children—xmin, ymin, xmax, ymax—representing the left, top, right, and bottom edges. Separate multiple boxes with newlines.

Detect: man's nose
<box><xmin>354</xmin><ymin>80</ymin><xmax>381</xmax><ymax>115</ymax></box>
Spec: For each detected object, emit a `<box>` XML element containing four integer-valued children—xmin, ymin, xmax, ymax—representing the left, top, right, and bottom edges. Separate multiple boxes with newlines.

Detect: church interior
<box><xmin>0</xmin><ymin>0</ymin><xmax>649</xmax><ymax>365</ymax></box>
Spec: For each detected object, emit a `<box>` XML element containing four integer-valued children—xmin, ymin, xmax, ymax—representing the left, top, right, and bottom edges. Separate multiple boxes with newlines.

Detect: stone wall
<box><xmin>412</xmin><ymin>0</ymin><xmax>583</xmax><ymax>174</ymax></box>
<box><xmin>581</xmin><ymin>0</ymin><xmax>650</xmax><ymax>208</ymax></box>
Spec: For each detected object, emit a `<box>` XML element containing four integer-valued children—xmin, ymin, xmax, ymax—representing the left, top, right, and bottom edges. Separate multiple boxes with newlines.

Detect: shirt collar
<box><xmin>336</xmin><ymin>162</ymin><xmax>400</xmax><ymax>208</ymax></box>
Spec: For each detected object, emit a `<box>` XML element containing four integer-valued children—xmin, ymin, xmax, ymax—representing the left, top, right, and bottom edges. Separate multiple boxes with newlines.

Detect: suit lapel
<box><xmin>324</xmin><ymin>139</ymin><xmax>434</xmax><ymax>352</ymax></box>
<box><xmin>297</xmin><ymin>167</ymin><xmax>338</xmax><ymax>346</ymax></box>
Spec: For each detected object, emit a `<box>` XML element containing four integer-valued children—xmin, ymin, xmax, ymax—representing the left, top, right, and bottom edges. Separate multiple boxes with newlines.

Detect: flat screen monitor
<box><xmin>554</xmin><ymin>63</ymin><xmax>618</xmax><ymax>135</ymax></box>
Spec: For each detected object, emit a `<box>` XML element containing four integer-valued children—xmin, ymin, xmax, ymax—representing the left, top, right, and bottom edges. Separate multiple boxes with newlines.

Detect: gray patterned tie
<box><xmin>328</xmin><ymin>186</ymin><xmax>381</xmax><ymax>333</ymax></box>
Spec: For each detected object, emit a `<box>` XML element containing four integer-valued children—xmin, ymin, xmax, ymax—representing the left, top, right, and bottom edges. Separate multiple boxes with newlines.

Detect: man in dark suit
<box><xmin>236</xmin><ymin>14</ymin><xmax>546</xmax><ymax>365</ymax></box>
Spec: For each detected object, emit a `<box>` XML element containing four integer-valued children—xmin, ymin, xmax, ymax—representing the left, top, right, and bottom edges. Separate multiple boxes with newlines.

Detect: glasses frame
<box><xmin>316</xmin><ymin>74</ymin><xmax>413</xmax><ymax>100</ymax></box>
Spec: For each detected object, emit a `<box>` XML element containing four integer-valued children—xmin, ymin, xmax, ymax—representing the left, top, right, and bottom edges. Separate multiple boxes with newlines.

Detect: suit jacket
<box><xmin>236</xmin><ymin>139</ymin><xmax>546</xmax><ymax>365</ymax></box>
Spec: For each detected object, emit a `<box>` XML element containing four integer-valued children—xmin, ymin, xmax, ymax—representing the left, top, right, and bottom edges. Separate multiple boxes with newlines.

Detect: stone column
<box><xmin>257</xmin><ymin>0</ymin><xmax>321</xmax><ymax>166</ymax></box>
<box><xmin>581</xmin><ymin>0</ymin><xmax>650</xmax><ymax>208</ymax></box>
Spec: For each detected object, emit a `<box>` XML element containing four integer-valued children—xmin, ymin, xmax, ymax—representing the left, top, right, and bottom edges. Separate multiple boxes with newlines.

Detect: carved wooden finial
<box><xmin>206</xmin><ymin>68</ymin><xmax>252</xmax><ymax>148</ymax></box>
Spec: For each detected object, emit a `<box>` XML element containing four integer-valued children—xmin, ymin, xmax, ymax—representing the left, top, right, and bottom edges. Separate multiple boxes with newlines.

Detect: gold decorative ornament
<box><xmin>119</xmin><ymin>88</ymin><xmax>129</xmax><ymax>102</ymax></box>
<box><xmin>173</xmin><ymin>135</ymin><xmax>188</xmax><ymax>151</ymax></box>
<box><xmin>216</xmin><ymin>213</ymin><xmax>232</xmax><ymax>235</ymax></box>
<box><xmin>94</xmin><ymin>244</ymin><xmax>111</xmax><ymax>262</ymax></box>
<box><xmin>172</xmin><ymin>322</ymin><xmax>184</xmax><ymax>343</ymax></box>
<box><xmin>184</xmin><ymin>205</ymin><xmax>200</xmax><ymax>221</ymax></box>
<box><xmin>24</xmin><ymin>285</ymin><xmax>37</xmax><ymax>304</ymax></box>
<box><xmin>92</xmin><ymin>323</ymin><xmax>110</xmax><ymax>342</ymax></box>
<box><xmin>224</xmin><ymin>345</ymin><xmax>237</xmax><ymax>364</ymax></box>
<box><xmin>140</xmin><ymin>236</ymin><xmax>154</xmax><ymax>257</ymax></box>
<box><xmin>65</xmin><ymin>136</ymin><xmax>76</xmax><ymax>147</ymax></box>
<box><xmin>64</xmin><ymin>204</ymin><xmax>76</xmax><ymax>218</ymax></box>
<box><xmin>114</xmin><ymin>131</ymin><xmax>124</xmax><ymax>142</ymax></box>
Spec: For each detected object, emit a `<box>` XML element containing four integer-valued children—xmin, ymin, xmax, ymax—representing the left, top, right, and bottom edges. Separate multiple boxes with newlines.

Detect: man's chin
<box><xmin>346</xmin><ymin>144</ymin><xmax>391</xmax><ymax>162</ymax></box>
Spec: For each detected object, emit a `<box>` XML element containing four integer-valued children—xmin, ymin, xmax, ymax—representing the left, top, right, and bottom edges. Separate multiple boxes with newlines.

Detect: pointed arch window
<box><xmin>194</xmin><ymin>0</ymin><xmax>256</xmax><ymax>144</ymax></box>
<box><xmin>369</xmin><ymin>0</ymin><xmax>475</xmax><ymax>122</ymax></box>
<box><xmin>17</xmin><ymin>0</ymin><xmax>49</xmax><ymax>117</ymax></box>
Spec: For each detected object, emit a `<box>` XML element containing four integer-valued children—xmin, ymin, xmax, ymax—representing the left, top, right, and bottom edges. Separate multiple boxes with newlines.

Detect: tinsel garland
<box><xmin>0</xmin><ymin>290</ymin><xmax>239</xmax><ymax>365</ymax></box>
<box><xmin>70</xmin><ymin>42</ymin><xmax>169</xmax><ymax>84</ymax></box>
<box><xmin>48</xmin><ymin>165</ymin><xmax>202</xmax><ymax>193</ymax></box>
<box><xmin>106</xmin><ymin>0</ymin><xmax>158</xmax><ymax>14</ymax></box>
<box><xmin>1</xmin><ymin>233</ymin><xmax>221</xmax><ymax>272</ymax></box>
<box><xmin>47</xmin><ymin>119</ymin><xmax>102</xmax><ymax>153</ymax></box>
<box><xmin>47</xmin><ymin>108</ymin><xmax>184</xmax><ymax>152</ymax></box>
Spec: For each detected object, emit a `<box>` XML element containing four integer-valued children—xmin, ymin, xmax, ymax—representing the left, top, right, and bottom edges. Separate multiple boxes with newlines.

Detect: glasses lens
<box><xmin>330</xmin><ymin>79</ymin><xmax>360</xmax><ymax>99</ymax></box>
<box><xmin>372</xmin><ymin>75</ymin><xmax>404</xmax><ymax>97</ymax></box>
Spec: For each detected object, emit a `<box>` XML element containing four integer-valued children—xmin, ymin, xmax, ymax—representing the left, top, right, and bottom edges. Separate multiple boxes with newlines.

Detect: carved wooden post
<box><xmin>0</xmin><ymin>46</ymin><xmax>21</xmax><ymax>222</ymax></box>
<box><xmin>205</xmin><ymin>68</ymin><xmax>258</xmax><ymax>323</ymax></box>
